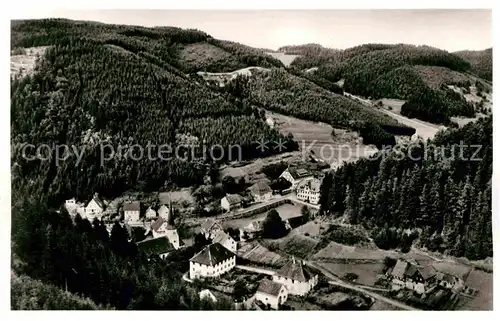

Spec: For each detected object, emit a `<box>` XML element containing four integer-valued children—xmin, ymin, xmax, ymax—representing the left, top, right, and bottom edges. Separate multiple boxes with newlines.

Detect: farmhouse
<box><xmin>201</xmin><ymin>219</ymin><xmax>224</xmax><ymax>240</ymax></box>
<box><xmin>248</xmin><ymin>181</ymin><xmax>273</xmax><ymax>202</ymax></box>
<box><xmin>150</xmin><ymin>205</ymin><xmax>181</xmax><ymax>249</ymax></box>
<box><xmin>272</xmin><ymin>258</ymin><xmax>318</xmax><ymax>296</ymax></box>
<box><xmin>212</xmin><ymin>231</ymin><xmax>237</xmax><ymax>253</ymax></box>
<box><xmin>390</xmin><ymin>259</ymin><xmax>436</xmax><ymax>294</ymax></box>
<box><xmin>296</xmin><ymin>178</ymin><xmax>322</xmax><ymax>205</ymax></box>
<box><xmin>123</xmin><ymin>201</ymin><xmax>141</xmax><ymax>222</ymax></box>
<box><xmin>280</xmin><ymin>167</ymin><xmax>314</xmax><ymax>190</ymax></box>
<box><xmin>255</xmin><ymin>278</ymin><xmax>288</xmax><ymax>310</ymax></box>
<box><xmin>221</xmin><ymin>194</ymin><xmax>243</xmax><ymax>212</ymax></box>
<box><xmin>136</xmin><ymin>236</ymin><xmax>174</xmax><ymax>259</ymax></box>
<box><xmin>145</xmin><ymin>206</ymin><xmax>157</xmax><ymax>220</ymax></box>
<box><xmin>189</xmin><ymin>243</ymin><xmax>236</xmax><ymax>279</ymax></box>
<box><xmin>85</xmin><ymin>193</ymin><xmax>106</xmax><ymax>220</ymax></box>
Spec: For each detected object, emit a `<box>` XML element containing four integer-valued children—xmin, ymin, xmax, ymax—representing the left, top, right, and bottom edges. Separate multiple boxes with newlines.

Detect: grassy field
<box><xmin>219</xmin><ymin>151</ymin><xmax>303</xmax><ymax>184</ymax></box>
<box><xmin>457</xmin><ymin>269</ymin><xmax>493</xmax><ymax>310</ymax></box>
<box><xmin>266</xmin><ymin>52</ymin><xmax>300</xmax><ymax>67</ymax></box>
<box><xmin>267</xmin><ymin>111</ymin><xmax>378</xmax><ymax>167</ymax></box>
<box><xmin>222</xmin><ymin>203</ymin><xmax>303</xmax><ymax>230</ymax></box>
<box><xmin>370</xmin><ymin>299</ymin><xmax>403</xmax><ymax>310</ymax></box>
<box><xmin>313</xmin><ymin>241</ymin><xmax>392</xmax><ymax>261</ymax></box>
<box><xmin>317</xmin><ymin>262</ymin><xmax>385</xmax><ymax>286</ymax></box>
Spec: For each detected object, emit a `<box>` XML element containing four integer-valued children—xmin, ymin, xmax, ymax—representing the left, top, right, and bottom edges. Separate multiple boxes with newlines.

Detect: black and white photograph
<box><xmin>5</xmin><ymin>4</ymin><xmax>495</xmax><ymax>312</ymax></box>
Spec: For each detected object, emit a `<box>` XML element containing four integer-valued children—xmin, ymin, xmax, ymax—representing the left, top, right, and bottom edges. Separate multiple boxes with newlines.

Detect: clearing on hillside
<box><xmin>267</xmin><ymin>111</ymin><xmax>378</xmax><ymax>167</ymax></box>
<box><xmin>10</xmin><ymin>46</ymin><xmax>48</xmax><ymax>78</ymax></box>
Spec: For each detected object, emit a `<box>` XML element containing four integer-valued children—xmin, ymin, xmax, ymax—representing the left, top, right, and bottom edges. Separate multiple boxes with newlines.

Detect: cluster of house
<box><xmin>188</xmin><ymin>218</ymin><xmax>317</xmax><ymax>309</ymax></box>
<box><xmin>65</xmin><ymin>193</ymin><xmax>184</xmax><ymax>256</ymax></box>
<box><xmin>219</xmin><ymin>165</ymin><xmax>324</xmax><ymax>212</ymax></box>
<box><xmin>388</xmin><ymin>259</ymin><xmax>467</xmax><ymax>295</ymax></box>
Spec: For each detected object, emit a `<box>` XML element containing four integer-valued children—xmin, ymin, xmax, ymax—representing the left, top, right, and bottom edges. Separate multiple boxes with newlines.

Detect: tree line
<box><xmin>319</xmin><ymin>116</ymin><xmax>492</xmax><ymax>260</ymax></box>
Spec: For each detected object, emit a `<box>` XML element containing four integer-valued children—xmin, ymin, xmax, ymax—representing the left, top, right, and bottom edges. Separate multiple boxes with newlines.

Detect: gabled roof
<box><xmin>276</xmin><ymin>259</ymin><xmax>315</xmax><ymax>282</ymax></box>
<box><xmin>224</xmin><ymin>194</ymin><xmax>243</xmax><ymax>205</ymax></box>
<box><xmin>391</xmin><ymin>259</ymin><xmax>408</xmax><ymax>279</ymax></box>
<box><xmin>87</xmin><ymin>194</ymin><xmax>105</xmax><ymax>209</ymax></box>
<box><xmin>201</xmin><ymin>218</ymin><xmax>222</xmax><ymax>233</ymax></box>
<box><xmin>190</xmin><ymin>243</ymin><xmax>235</xmax><ymax>266</ymax></box>
<box><xmin>137</xmin><ymin>236</ymin><xmax>174</xmax><ymax>256</ymax></box>
<box><xmin>151</xmin><ymin>217</ymin><xmax>165</xmax><ymax>232</ymax></box>
<box><xmin>256</xmin><ymin>279</ymin><xmax>284</xmax><ymax>297</ymax></box>
<box><xmin>248</xmin><ymin>181</ymin><xmax>272</xmax><ymax>196</ymax></box>
<box><xmin>417</xmin><ymin>265</ymin><xmax>437</xmax><ymax>280</ymax></box>
<box><xmin>123</xmin><ymin>201</ymin><xmax>140</xmax><ymax>211</ymax></box>
<box><xmin>146</xmin><ymin>206</ymin><xmax>157</xmax><ymax>213</ymax></box>
<box><xmin>213</xmin><ymin>231</ymin><xmax>235</xmax><ymax>247</ymax></box>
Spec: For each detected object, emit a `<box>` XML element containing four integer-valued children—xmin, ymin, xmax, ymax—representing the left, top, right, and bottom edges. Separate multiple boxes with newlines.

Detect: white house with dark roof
<box><xmin>248</xmin><ymin>181</ymin><xmax>273</xmax><ymax>202</ymax></box>
<box><xmin>189</xmin><ymin>243</ymin><xmax>236</xmax><ymax>279</ymax></box>
<box><xmin>272</xmin><ymin>258</ymin><xmax>318</xmax><ymax>296</ymax></box>
<box><xmin>85</xmin><ymin>193</ymin><xmax>105</xmax><ymax>220</ymax></box>
<box><xmin>150</xmin><ymin>203</ymin><xmax>181</xmax><ymax>249</ymax></box>
<box><xmin>280</xmin><ymin>167</ymin><xmax>314</xmax><ymax>190</ymax></box>
<box><xmin>221</xmin><ymin>194</ymin><xmax>243</xmax><ymax>212</ymax></box>
<box><xmin>296</xmin><ymin>178</ymin><xmax>322</xmax><ymax>205</ymax></box>
<box><xmin>255</xmin><ymin>278</ymin><xmax>288</xmax><ymax>309</ymax></box>
<box><xmin>123</xmin><ymin>201</ymin><xmax>141</xmax><ymax>222</ymax></box>
<box><xmin>212</xmin><ymin>231</ymin><xmax>237</xmax><ymax>253</ymax></box>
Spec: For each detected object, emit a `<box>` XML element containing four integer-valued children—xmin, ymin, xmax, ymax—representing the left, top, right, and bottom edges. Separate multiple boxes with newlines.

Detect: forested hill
<box><xmin>454</xmin><ymin>48</ymin><xmax>493</xmax><ymax>82</ymax></box>
<box><xmin>11</xmin><ymin>19</ymin><xmax>284</xmax><ymax>73</ymax></box>
<box><xmin>10</xmin><ymin>19</ymin><xmax>296</xmax><ymax>205</ymax></box>
<box><xmin>319</xmin><ymin>116</ymin><xmax>492</xmax><ymax>260</ymax></box>
<box><xmin>288</xmin><ymin>43</ymin><xmax>492</xmax><ymax>125</ymax></box>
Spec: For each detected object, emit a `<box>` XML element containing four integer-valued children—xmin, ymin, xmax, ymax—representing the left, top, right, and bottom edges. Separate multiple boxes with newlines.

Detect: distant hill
<box><xmin>11</xmin><ymin>19</ymin><xmax>285</xmax><ymax>73</ymax></box>
<box><xmin>199</xmin><ymin>67</ymin><xmax>415</xmax><ymax>147</ymax></box>
<box><xmin>454</xmin><ymin>48</ymin><xmax>492</xmax><ymax>81</ymax></box>
<box><xmin>287</xmin><ymin>43</ymin><xmax>492</xmax><ymax>124</ymax></box>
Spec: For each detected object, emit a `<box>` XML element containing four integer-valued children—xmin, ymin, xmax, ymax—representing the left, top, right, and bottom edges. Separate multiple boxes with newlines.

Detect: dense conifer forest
<box><xmin>286</xmin><ymin>43</ymin><xmax>491</xmax><ymax>124</ymax></box>
<box><xmin>319</xmin><ymin>116</ymin><xmax>492</xmax><ymax>259</ymax></box>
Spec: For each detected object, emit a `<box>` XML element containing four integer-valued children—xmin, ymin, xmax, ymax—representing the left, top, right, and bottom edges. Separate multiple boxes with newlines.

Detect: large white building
<box><xmin>280</xmin><ymin>167</ymin><xmax>314</xmax><ymax>190</ymax></box>
<box><xmin>189</xmin><ymin>243</ymin><xmax>236</xmax><ymax>279</ymax></box>
<box><xmin>255</xmin><ymin>278</ymin><xmax>288</xmax><ymax>310</ymax></box>
<box><xmin>296</xmin><ymin>178</ymin><xmax>322</xmax><ymax>205</ymax></box>
<box><xmin>272</xmin><ymin>258</ymin><xmax>318</xmax><ymax>296</ymax></box>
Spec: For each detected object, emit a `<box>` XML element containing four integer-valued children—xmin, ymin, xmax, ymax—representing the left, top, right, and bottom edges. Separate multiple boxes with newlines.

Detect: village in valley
<box><xmin>62</xmin><ymin>148</ymin><xmax>486</xmax><ymax>311</ymax></box>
